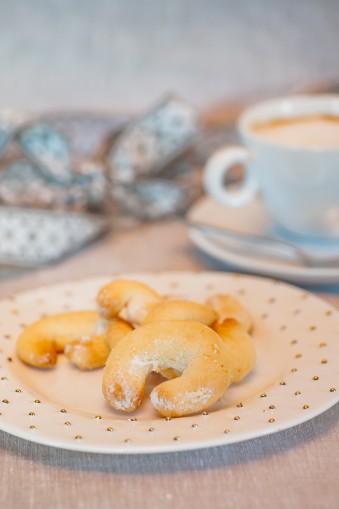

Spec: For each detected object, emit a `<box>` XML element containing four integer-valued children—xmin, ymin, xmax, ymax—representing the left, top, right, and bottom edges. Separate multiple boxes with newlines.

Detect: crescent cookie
<box><xmin>207</xmin><ymin>294</ymin><xmax>253</xmax><ymax>332</ymax></box>
<box><xmin>102</xmin><ymin>320</ymin><xmax>231</xmax><ymax>417</ymax></box>
<box><xmin>97</xmin><ymin>279</ymin><xmax>161</xmax><ymax>325</ymax></box>
<box><xmin>16</xmin><ymin>311</ymin><xmax>98</xmax><ymax>368</ymax></box>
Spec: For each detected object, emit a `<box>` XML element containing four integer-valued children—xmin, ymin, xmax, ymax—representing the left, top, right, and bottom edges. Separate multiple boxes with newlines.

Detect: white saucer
<box><xmin>187</xmin><ymin>196</ymin><xmax>339</xmax><ymax>285</ymax></box>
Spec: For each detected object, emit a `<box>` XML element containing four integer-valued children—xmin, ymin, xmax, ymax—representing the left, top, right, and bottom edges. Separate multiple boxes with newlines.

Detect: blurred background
<box><xmin>1</xmin><ymin>0</ymin><xmax>339</xmax><ymax>116</ymax></box>
<box><xmin>1</xmin><ymin>0</ymin><xmax>339</xmax><ymax>276</ymax></box>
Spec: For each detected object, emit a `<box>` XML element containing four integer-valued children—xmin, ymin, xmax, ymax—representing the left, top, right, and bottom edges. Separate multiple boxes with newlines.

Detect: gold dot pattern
<box><xmin>0</xmin><ymin>272</ymin><xmax>337</xmax><ymax>453</ymax></box>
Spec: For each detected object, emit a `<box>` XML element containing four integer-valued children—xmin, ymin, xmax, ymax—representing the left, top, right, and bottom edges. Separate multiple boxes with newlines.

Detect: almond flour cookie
<box><xmin>102</xmin><ymin>320</ymin><xmax>231</xmax><ymax>417</ymax></box>
<box><xmin>16</xmin><ymin>310</ymin><xmax>98</xmax><ymax>368</ymax></box>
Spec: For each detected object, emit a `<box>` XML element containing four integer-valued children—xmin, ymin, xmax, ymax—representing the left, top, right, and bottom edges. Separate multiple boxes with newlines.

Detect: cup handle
<box><xmin>203</xmin><ymin>146</ymin><xmax>258</xmax><ymax>207</ymax></box>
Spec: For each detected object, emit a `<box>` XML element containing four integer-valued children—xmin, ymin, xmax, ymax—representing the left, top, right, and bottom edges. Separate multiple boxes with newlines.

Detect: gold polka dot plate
<box><xmin>0</xmin><ymin>272</ymin><xmax>338</xmax><ymax>454</ymax></box>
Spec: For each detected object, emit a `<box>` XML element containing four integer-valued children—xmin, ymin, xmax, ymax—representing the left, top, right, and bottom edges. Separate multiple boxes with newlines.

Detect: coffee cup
<box><xmin>203</xmin><ymin>95</ymin><xmax>339</xmax><ymax>238</ymax></box>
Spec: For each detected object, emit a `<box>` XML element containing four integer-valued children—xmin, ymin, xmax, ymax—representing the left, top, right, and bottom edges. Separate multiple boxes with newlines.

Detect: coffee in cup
<box><xmin>203</xmin><ymin>95</ymin><xmax>339</xmax><ymax>238</ymax></box>
<box><xmin>250</xmin><ymin>114</ymin><xmax>339</xmax><ymax>149</ymax></box>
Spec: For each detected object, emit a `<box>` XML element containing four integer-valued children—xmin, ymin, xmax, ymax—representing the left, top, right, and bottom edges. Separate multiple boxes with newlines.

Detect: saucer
<box><xmin>187</xmin><ymin>196</ymin><xmax>339</xmax><ymax>285</ymax></box>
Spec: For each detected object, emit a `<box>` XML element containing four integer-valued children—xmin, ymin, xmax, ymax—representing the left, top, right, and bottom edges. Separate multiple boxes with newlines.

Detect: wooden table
<box><xmin>0</xmin><ymin>220</ymin><xmax>338</xmax><ymax>509</ymax></box>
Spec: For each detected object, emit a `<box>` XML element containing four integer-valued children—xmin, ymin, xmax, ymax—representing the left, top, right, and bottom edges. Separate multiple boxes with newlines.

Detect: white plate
<box><xmin>188</xmin><ymin>196</ymin><xmax>339</xmax><ymax>285</ymax></box>
<box><xmin>0</xmin><ymin>272</ymin><xmax>338</xmax><ymax>454</ymax></box>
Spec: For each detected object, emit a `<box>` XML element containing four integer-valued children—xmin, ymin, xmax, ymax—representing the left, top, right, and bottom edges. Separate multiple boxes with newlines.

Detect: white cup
<box><xmin>203</xmin><ymin>95</ymin><xmax>339</xmax><ymax>238</ymax></box>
